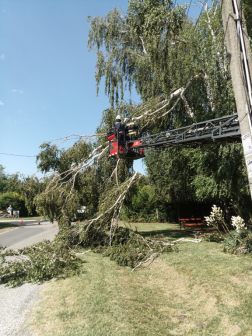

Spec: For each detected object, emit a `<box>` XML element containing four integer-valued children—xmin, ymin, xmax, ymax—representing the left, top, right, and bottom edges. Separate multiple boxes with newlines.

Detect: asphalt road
<box><xmin>0</xmin><ymin>220</ymin><xmax>59</xmax><ymax>336</ymax></box>
<box><xmin>0</xmin><ymin>283</ymin><xmax>44</xmax><ymax>336</ymax></box>
<box><xmin>0</xmin><ymin>220</ymin><xmax>59</xmax><ymax>250</ymax></box>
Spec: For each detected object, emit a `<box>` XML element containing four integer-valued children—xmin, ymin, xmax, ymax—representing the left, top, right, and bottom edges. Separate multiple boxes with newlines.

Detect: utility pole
<box><xmin>221</xmin><ymin>0</ymin><xmax>252</xmax><ymax>200</ymax></box>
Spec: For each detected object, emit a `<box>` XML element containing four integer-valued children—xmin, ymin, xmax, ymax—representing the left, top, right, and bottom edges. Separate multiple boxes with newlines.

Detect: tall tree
<box><xmin>88</xmin><ymin>0</ymin><xmax>250</xmax><ymax>217</ymax></box>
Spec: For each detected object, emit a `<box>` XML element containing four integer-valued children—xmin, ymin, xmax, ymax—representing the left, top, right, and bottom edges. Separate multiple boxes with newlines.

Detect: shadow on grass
<box><xmin>0</xmin><ymin>223</ymin><xmax>18</xmax><ymax>230</ymax></box>
<box><xmin>138</xmin><ymin>229</ymin><xmax>192</xmax><ymax>240</ymax></box>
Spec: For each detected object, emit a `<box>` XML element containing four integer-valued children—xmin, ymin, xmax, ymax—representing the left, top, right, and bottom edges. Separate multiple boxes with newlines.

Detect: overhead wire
<box><xmin>195</xmin><ymin>0</ymin><xmax>207</xmax><ymax>26</ymax></box>
<box><xmin>0</xmin><ymin>1</ymin><xmax>225</xmax><ymax>161</ymax></box>
<box><xmin>0</xmin><ymin>153</ymin><xmax>36</xmax><ymax>157</ymax></box>
<box><xmin>186</xmin><ymin>0</ymin><xmax>193</xmax><ymax>16</ymax></box>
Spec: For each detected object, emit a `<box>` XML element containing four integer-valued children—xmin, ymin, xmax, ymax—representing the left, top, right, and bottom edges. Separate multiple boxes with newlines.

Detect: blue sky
<box><xmin>0</xmin><ymin>0</ymin><xmax>200</xmax><ymax>177</ymax></box>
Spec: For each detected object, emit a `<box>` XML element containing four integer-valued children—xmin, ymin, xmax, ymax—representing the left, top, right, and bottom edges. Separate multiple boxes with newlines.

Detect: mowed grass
<box><xmin>0</xmin><ymin>222</ymin><xmax>18</xmax><ymax>233</ymax></box>
<box><xmin>29</xmin><ymin>222</ymin><xmax>252</xmax><ymax>336</ymax></box>
<box><xmin>120</xmin><ymin>221</ymin><xmax>189</xmax><ymax>240</ymax></box>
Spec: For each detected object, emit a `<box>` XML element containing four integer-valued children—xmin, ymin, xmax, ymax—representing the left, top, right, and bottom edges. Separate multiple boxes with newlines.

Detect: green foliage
<box><xmin>37</xmin><ymin>141</ymin><xmax>94</xmax><ymax>175</ymax></box>
<box><xmin>0</xmin><ymin>226</ymin><xmax>83</xmax><ymax>287</ymax></box>
<box><xmin>34</xmin><ymin>140</ymin><xmax>101</xmax><ymax>223</ymax></box>
<box><xmin>202</xmin><ymin>231</ymin><xmax>224</xmax><ymax>242</ymax></box>
<box><xmin>0</xmin><ymin>192</ymin><xmax>26</xmax><ymax>214</ymax></box>
<box><xmin>0</xmin><ymin>224</ymin><xmax>177</xmax><ymax>286</ymax></box>
<box><xmin>3</xmin><ymin>0</ymin><xmax>250</xmax><ymax>287</ymax></box>
<box><xmin>243</xmin><ymin>0</ymin><xmax>252</xmax><ymax>41</ymax></box>
<box><xmin>144</xmin><ymin>143</ymin><xmax>251</xmax><ymax>220</ymax></box>
<box><xmin>0</xmin><ymin>166</ymin><xmax>39</xmax><ymax>216</ymax></box>
<box><xmin>0</xmin><ymin>165</ymin><xmax>8</xmax><ymax>193</ymax></box>
<box><xmin>121</xmin><ymin>177</ymin><xmax>169</xmax><ymax>222</ymax></box>
<box><xmin>145</xmin><ymin>147</ymin><xmax>195</xmax><ymax>204</ymax></box>
<box><xmin>88</xmin><ymin>0</ymin><xmax>187</xmax><ymax>105</ymax></box>
<box><xmin>0</xmin><ymin>166</ymin><xmax>25</xmax><ymax>194</ymax></box>
<box><xmin>19</xmin><ymin>177</ymin><xmax>45</xmax><ymax>216</ymax></box>
<box><xmin>89</xmin><ymin>0</ymin><xmax>235</xmax><ymax>121</ymax></box>
<box><xmin>222</xmin><ymin>229</ymin><xmax>252</xmax><ymax>255</ymax></box>
<box><xmin>94</xmin><ymin>227</ymin><xmax>176</xmax><ymax>268</ymax></box>
<box><xmin>88</xmin><ymin>0</ymin><xmax>248</xmax><ymax>221</ymax></box>
<box><xmin>78</xmin><ymin>224</ymin><xmax>108</xmax><ymax>248</ymax></box>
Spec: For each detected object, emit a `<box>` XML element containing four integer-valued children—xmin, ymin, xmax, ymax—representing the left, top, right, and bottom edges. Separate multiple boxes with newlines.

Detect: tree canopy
<box><xmin>31</xmin><ymin>0</ymin><xmax>251</xmax><ymax>225</ymax></box>
<box><xmin>1</xmin><ymin>0</ymin><xmax>252</xmax><ymax>287</ymax></box>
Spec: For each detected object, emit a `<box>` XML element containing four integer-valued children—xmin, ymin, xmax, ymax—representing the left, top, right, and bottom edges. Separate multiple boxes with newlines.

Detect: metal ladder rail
<box><xmin>132</xmin><ymin>114</ymin><xmax>241</xmax><ymax>149</ymax></box>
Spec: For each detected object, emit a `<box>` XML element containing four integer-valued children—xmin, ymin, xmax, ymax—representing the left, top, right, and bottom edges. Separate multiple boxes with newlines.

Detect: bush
<box><xmin>0</xmin><ymin>225</ymin><xmax>177</xmax><ymax>287</ymax></box>
<box><xmin>94</xmin><ymin>228</ymin><xmax>176</xmax><ymax>268</ymax></box>
<box><xmin>0</xmin><ymin>226</ymin><xmax>83</xmax><ymax>287</ymax></box>
<box><xmin>0</xmin><ymin>192</ymin><xmax>27</xmax><ymax>215</ymax></box>
<box><xmin>222</xmin><ymin>229</ymin><xmax>252</xmax><ymax>255</ymax></box>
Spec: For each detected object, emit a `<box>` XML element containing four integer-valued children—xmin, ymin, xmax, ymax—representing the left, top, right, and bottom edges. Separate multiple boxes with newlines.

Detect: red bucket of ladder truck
<box><xmin>107</xmin><ymin>121</ymin><xmax>145</xmax><ymax>160</ymax></box>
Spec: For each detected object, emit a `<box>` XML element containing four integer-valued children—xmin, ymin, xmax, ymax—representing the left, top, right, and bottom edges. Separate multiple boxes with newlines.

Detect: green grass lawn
<box><xmin>0</xmin><ymin>222</ymin><xmax>18</xmax><ymax>233</ymax></box>
<box><xmin>120</xmin><ymin>221</ymin><xmax>189</xmax><ymax>240</ymax></box>
<box><xmin>29</xmin><ymin>222</ymin><xmax>252</xmax><ymax>336</ymax></box>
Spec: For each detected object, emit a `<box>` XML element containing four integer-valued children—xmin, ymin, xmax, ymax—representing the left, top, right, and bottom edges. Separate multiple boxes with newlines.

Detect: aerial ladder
<box><xmin>107</xmin><ymin>113</ymin><xmax>241</xmax><ymax>160</ymax></box>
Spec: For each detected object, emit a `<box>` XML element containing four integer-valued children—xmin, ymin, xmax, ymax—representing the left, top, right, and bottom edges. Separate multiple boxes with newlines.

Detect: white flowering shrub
<box><xmin>205</xmin><ymin>204</ymin><xmax>230</xmax><ymax>235</ymax></box>
<box><xmin>231</xmin><ymin>216</ymin><xmax>246</xmax><ymax>232</ymax></box>
<box><xmin>205</xmin><ymin>205</ymin><xmax>225</xmax><ymax>228</ymax></box>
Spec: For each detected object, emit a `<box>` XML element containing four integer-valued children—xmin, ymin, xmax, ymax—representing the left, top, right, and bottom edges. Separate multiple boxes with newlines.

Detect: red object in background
<box><xmin>20</xmin><ymin>220</ymin><xmax>23</xmax><ymax>225</ymax></box>
<box><xmin>38</xmin><ymin>220</ymin><xmax>40</xmax><ymax>225</ymax></box>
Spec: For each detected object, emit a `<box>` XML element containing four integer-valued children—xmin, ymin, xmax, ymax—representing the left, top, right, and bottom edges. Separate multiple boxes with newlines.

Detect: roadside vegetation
<box><xmin>28</xmin><ymin>222</ymin><xmax>252</xmax><ymax>336</ymax></box>
<box><xmin>0</xmin><ymin>8</ymin><xmax>252</xmax><ymax>336</ymax></box>
<box><xmin>1</xmin><ymin>0</ymin><xmax>252</xmax><ymax>288</ymax></box>
<box><xmin>0</xmin><ymin>164</ymin><xmax>40</xmax><ymax>217</ymax></box>
<box><xmin>0</xmin><ymin>223</ymin><xmax>18</xmax><ymax>233</ymax></box>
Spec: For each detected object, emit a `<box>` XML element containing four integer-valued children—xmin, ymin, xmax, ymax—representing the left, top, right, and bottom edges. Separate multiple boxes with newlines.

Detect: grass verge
<box><xmin>28</xmin><ymin>222</ymin><xmax>252</xmax><ymax>336</ymax></box>
<box><xmin>0</xmin><ymin>222</ymin><xmax>18</xmax><ymax>234</ymax></box>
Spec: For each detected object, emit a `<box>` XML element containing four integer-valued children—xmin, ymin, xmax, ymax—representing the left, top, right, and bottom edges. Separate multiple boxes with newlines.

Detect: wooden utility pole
<box><xmin>221</xmin><ymin>0</ymin><xmax>252</xmax><ymax>200</ymax></box>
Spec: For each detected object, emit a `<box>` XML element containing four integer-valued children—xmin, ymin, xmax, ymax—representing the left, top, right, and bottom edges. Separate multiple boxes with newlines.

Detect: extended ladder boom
<box><xmin>134</xmin><ymin>113</ymin><xmax>241</xmax><ymax>149</ymax></box>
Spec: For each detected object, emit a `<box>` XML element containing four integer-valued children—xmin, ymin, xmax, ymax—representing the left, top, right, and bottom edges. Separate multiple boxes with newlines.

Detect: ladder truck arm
<box><xmin>107</xmin><ymin>113</ymin><xmax>241</xmax><ymax>159</ymax></box>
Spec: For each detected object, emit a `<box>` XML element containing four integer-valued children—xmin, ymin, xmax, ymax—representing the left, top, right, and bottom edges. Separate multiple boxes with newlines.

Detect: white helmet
<box><xmin>116</xmin><ymin>115</ymin><xmax>121</xmax><ymax>120</ymax></box>
<box><xmin>124</xmin><ymin>117</ymin><xmax>130</xmax><ymax>123</ymax></box>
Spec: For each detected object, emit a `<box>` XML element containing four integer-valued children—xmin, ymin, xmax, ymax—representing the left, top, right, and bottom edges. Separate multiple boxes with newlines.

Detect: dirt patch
<box><xmin>203</xmin><ymin>297</ymin><xmax>218</xmax><ymax>315</ymax></box>
<box><xmin>222</xmin><ymin>316</ymin><xmax>242</xmax><ymax>336</ymax></box>
<box><xmin>228</xmin><ymin>324</ymin><xmax>241</xmax><ymax>336</ymax></box>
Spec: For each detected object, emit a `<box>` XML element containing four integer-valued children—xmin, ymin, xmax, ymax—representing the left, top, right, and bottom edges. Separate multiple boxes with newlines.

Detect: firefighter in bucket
<box><xmin>107</xmin><ymin>116</ymin><xmax>145</xmax><ymax>160</ymax></box>
<box><xmin>125</xmin><ymin>118</ymin><xmax>138</xmax><ymax>141</ymax></box>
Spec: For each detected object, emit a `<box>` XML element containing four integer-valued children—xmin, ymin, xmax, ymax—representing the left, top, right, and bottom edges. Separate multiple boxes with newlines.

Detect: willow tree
<box><xmin>33</xmin><ymin>109</ymin><xmax>133</xmax><ymax>226</ymax></box>
<box><xmin>3</xmin><ymin>0</ymin><xmax>249</xmax><ymax>287</ymax></box>
<box><xmin>32</xmin><ymin>0</ymin><xmax>249</xmax><ymax>226</ymax></box>
<box><xmin>88</xmin><ymin>0</ymin><xmax>250</xmax><ymax>218</ymax></box>
<box><xmin>88</xmin><ymin>0</ymin><xmax>234</xmax><ymax>124</ymax></box>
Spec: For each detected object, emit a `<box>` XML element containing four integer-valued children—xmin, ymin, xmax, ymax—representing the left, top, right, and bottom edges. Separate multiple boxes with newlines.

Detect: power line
<box><xmin>195</xmin><ymin>0</ymin><xmax>207</xmax><ymax>26</ymax></box>
<box><xmin>0</xmin><ymin>153</ymin><xmax>36</xmax><ymax>157</ymax></box>
<box><xmin>187</xmin><ymin>0</ymin><xmax>193</xmax><ymax>16</ymax></box>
